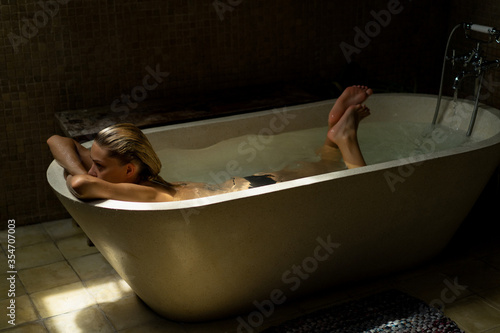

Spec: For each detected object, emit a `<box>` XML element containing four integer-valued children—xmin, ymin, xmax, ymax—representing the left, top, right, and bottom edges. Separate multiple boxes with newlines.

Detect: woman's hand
<box><xmin>66</xmin><ymin>174</ymin><xmax>95</xmax><ymax>199</ymax></box>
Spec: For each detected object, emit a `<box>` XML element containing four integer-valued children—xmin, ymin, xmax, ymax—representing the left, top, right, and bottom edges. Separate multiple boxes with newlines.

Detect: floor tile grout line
<box><xmin>41</xmin><ymin>218</ymin><xmax>83</xmax><ymax>242</ymax></box>
<box><xmin>26</xmin><ymin>293</ymin><xmax>47</xmax><ymax>330</ymax></box>
<box><xmin>19</xmin><ymin>275</ymin><xmax>131</xmax><ymax>332</ymax></box>
<box><xmin>22</xmin><ymin>262</ymin><xmax>83</xmax><ymax>324</ymax></box>
<box><xmin>480</xmin><ymin>324</ymin><xmax>500</xmax><ymax>333</ymax></box>
<box><xmin>30</xmin><ymin>283</ymin><xmax>98</xmax><ymax>327</ymax></box>
<box><xmin>443</xmin><ymin>293</ymin><xmax>500</xmax><ymax>333</ymax></box>
<box><xmin>3</xmin><ymin>218</ymin><xmax>500</xmax><ymax>332</ymax></box>
<box><xmin>16</xmin><ymin>258</ymin><xmax>67</xmax><ymax>276</ymax></box>
<box><xmin>40</xmin><ymin>221</ymin><xmax>59</xmax><ymax>245</ymax></box>
<box><xmin>0</xmin><ymin>223</ymin><xmax>53</xmax><ymax>249</ymax></box>
<box><xmin>47</xmin><ymin>305</ymin><xmax>118</xmax><ymax>332</ymax></box>
<box><xmin>95</xmin><ymin>300</ymin><xmax>124</xmax><ymax>333</ymax></box>
<box><xmin>36</xmin><ymin>239</ymin><xmax>134</xmax><ymax>332</ymax></box>
<box><xmin>468</xmin><ymin>283</ymin><xmax>500</xmax><ymax>299</ymax></box>
<box><xmin>0</xmin><ymin>224</ymin><xmax>52</xmax><ymax>330</ymax></box>
<box><xmin>18</xmin><ymin>259</ymin><xmax>82</xmax><ymax>295</ymax></box>
<box><xmin>479</xmin><ymin>256</ymin><xmax>500</xmax><ymax>273</ymax></box>
<box><xmin>0</xmin><ymin>320</ymin><xmax>48</xmax><ymax>332</ymax></box>
<box><xmin>7</xmin><ymin>220</ymin><xmax>125</xmax><ymax>331</ymax></box>
<box><xmin>475</xmin><ymin>292</ymin><xmax>500</xmax><ymax>313</ymax></box>
<box><xmin>66</xmin><ymin>255</ymin><xmax>92</xmax><ymax>282</ymax></box>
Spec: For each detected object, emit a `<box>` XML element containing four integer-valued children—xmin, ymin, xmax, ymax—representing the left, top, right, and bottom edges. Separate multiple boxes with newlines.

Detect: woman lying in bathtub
<box><xmin>47</xmin><ymin>86</ymin><xmax>372</xmax><ymax>202</ymax></box>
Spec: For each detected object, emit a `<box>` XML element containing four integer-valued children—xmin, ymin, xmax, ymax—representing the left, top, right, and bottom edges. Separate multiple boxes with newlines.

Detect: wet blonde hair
<box><xmin>94</xmin><ymin>123</ymin><xmax>171</xmax><ymax>187</ymax></box>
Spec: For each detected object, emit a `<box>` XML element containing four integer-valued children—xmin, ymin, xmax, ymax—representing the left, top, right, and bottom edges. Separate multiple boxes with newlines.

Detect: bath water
<box><xmin>158</xmin><ymin>122</ymin><xmax>476</xmax><ymax>184</ymax></box>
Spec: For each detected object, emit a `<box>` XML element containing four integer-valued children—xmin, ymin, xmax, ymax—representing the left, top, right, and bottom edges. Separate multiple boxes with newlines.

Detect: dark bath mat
<box><xmin>262</xmin><ymin>289</ymin><xmax>464</xmax><ymax>333</ymax></box>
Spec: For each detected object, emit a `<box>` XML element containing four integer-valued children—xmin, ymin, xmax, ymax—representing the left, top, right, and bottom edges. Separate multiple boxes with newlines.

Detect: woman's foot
<box><xmin>327</xmin><ymin>104</ymin><xmax>370</xmax><ymax>169</ymax></box>
<box><xmin>328</xmin><ymin>104</ymin><xmax>370</xmax><ymax>143</ymax></box>
<box><xmin>328</xmin><ymin>85</ymin><xmax>373</xmax><ymax>128</ymax></box>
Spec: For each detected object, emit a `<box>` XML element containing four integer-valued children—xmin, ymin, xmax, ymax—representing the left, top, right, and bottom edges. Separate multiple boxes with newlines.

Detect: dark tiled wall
<box><xmin>5</xmin><ymin>0</ymin><xmax>493</xmax><ymax>227</ymax></box>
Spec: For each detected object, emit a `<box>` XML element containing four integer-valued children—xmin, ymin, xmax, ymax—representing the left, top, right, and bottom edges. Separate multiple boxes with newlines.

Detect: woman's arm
<box><xmin>67</xmin><ymin>174</ymin><xmax>174</xmax><ymax>202</ymax></box>
<box><xmin>47</xmin><ymin>135</ymin><xmax>93</xmax><ymax>176</ymax></box>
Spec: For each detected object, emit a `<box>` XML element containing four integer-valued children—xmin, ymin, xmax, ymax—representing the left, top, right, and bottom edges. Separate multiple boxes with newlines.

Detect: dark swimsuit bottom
<box><xmin>243</xmin><ymin>175</ymin><xmax>277</xmax><ymax>188</ymax></box>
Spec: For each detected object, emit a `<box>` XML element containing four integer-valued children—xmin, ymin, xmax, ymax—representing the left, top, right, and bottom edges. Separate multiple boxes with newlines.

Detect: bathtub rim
<box><xmin>46</xmin><ymin>93</ymin><xmax>500</xmax><ymax>212</ymax></box>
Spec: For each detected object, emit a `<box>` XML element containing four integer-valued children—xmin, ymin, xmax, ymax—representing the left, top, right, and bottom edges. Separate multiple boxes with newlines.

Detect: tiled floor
<box><xmin>0</xmin><ymin>217</ymin><xmax>499</xmax><ymax>333</ymax></box>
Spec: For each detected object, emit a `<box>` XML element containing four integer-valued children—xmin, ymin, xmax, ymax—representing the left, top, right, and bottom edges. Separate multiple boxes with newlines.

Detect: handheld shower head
<box><xmin>463</xmin><ymin>23</ymin><xmax>500</xmax><ymax>43</ymax></box>
<box><xmin>464</xmin><ymin>23</ymin><xmax>497</xmax><ymax>34</ymax></box>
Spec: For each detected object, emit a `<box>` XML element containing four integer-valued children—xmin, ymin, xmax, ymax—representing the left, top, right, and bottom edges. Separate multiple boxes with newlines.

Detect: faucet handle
<box><xmin>447</xmin><ymin>49</ymin><xmax>456</xmax><ymax>66</ymax></box>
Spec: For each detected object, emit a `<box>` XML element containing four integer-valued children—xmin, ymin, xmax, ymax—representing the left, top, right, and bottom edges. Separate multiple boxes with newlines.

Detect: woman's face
<box><xmin>87</xmin><ymin>142</ymin><xmax>136</xmax><ymax>183</ymax></box>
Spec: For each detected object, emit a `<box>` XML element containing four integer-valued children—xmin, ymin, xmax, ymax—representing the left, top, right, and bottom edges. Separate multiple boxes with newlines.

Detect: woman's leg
<box><xmin>326</xmin><ymin>104</ymin><xmax>370</xmax><ymax>169</ymax></box>
<box><xmin>256</xmin><ymin>86</ymin><xmax>373</xmax><ymax>181</ymax></box>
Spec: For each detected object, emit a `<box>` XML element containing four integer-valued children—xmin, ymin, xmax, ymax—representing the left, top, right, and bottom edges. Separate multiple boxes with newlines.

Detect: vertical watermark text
<box><xmin>6</xmin><ymin>219</ymin><xmax>17</xmax><ymax>326</ymax></box>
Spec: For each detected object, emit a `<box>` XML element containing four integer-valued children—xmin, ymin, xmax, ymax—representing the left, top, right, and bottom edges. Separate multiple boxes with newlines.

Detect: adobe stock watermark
<box><xmin>6</xmin><ymin>219</ymin><xmax>17</xmax><ymax>326</ymax></box>
<box><xmin>8</xmin><ymin>0</ymin><xmax>71</xmax><ymax>54</ymax></box>
<box><xmin>208</xmin><ymin>107</ymin><xmax>296</xmax><ymax>184</ymax></box>
<box><xmin>340</xmin><ymin>0</ymin><xmax>405</xmax><ymax>64</ymax></box>
<box><xmin>236</xmin><ymin>235</ymin><xmax>341</xmax><ymax>333</ymax></box>
<box><xmin>384</xmin><ymin>73</ymin><xmax>500</xmax><ymax>193</ymax></box>
<box><xmin>212</xmin><ymin>0</ymin><xmax>244</xmax><ymax>21</ymax></box>
<box><xmin>180</xmin><ymin>106</ymin><xmax>296</xmax><ymax>224</ymax></box>
<box><xmin>423</xmin><ymin>276</ymin><xmax>468</xmax><ymax>311</ymax></box>
<box><xmin>110</xmin><ymin>64</ymin><xmax>170</xmax><ymax>119</ymax></box>
<box><xmin>383</xmin><ymin>125</ymin><xmax>448</xmax><ymax>193</ymax></box>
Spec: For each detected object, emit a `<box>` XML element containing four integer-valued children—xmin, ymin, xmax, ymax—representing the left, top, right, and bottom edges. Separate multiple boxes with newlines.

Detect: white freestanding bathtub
<box><xmin>47</xmin><ymin>93</ymin><xmax>500</xmax><ymax>322</ymax></box>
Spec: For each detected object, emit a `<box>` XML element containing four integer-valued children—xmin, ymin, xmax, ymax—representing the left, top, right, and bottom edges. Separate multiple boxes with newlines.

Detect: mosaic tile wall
<box><xmin>3</xmin><ymin>0</ymin><xmax>497</xmax><ymax>227</ymax></box>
